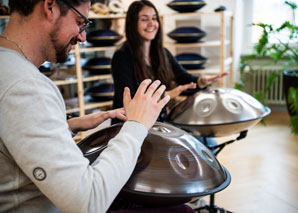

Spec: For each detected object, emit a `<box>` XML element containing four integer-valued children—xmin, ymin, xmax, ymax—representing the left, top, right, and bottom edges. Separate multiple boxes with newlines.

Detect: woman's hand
<box><xmin>67</xmin><ymin>108</ymin><xmax>126</xmax><ymax>133</ymax></box>
<box><xmin>165</xmin><ymin>82</ymin><xmax>197</xmax><ymax>99</ymax></box>
<box><xmin>123</xmin><ymin>79</ymin><xmax>170</xmax><ymax>130</ymax></box>
<box><xmin>198</xmin><ymin>72</ymin><xmax>229</xmax><ymax>88</ymax></box>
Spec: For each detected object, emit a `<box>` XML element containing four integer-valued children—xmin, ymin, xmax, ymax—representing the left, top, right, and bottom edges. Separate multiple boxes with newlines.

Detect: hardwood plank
<box><xmin>210</xmin><ymin>111</ymin><xmax>298</xmax><ymax>213</ymax></box>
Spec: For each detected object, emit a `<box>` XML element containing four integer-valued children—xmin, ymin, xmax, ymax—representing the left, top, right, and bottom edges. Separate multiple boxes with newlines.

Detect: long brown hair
<box><xmin>125</xmin><ymin>0</ymin><xmax>175</xmax><ymax>88</ymax></box>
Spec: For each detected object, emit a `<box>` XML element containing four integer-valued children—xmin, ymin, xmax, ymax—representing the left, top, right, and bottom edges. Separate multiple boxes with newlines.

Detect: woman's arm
<box><xmin>166</xmin><ymin>48</ymin><xmax>228</xmax><ymax>89</ymax></box>
<box><xmin>197</xmin><ymin>72</ymin><xmax>229</xmax><ymax>88</ymax></box>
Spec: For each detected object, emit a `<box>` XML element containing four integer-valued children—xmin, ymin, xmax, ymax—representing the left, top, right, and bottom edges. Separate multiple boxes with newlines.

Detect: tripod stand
<box><xmin>193</xmin><ymin>130</ymin><xmax>248</xmax><ymax>213</ymax></box>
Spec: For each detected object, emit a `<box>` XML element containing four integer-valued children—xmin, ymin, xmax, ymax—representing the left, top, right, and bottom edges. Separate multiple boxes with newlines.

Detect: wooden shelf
<box><xmin>82</xmin><ymin>74</ymin><xmax>112</xmax><ymax>82</ymax></box>
<box><xmin>161</xmin><ymin>11</ymin><xmax>233</xmax><ymax>18</ymax></box>
<box><xmin>65</xmin><ymin>96</ymin><xmax>113</xmax><ymax>114</ymax></box>
<box><xmin>88</xmin><ymin>13</ymin><xmax>126</xmax><ymax>19</ymax></box>
<box><xmin>0</xmin><ymin>15</ymin><xmax>9</xmax><ymax>19</ymax></box>
<box><xmin>54</xmin><ymin>78</ymin><xmax>78</xmax><ymax>86</ymax></box>
<box><xmin>0</xmin><ymin>11</ymin><xmax>233</xmax><ymax>20</ymax></box>
<box><xmin>53</xmin><ymin>74</ymin><xmax>112</xmax><ymax>86</ymax></box>
<box><xmin>188</xmin><ymin>69</ymin><xmax>221</xmax><ymax>75</ymax></box>
<box><xmin>187</xmin><ymin>67</ymin><xmax>230</xmax><ymax>75</ymax></box>
<box><xmin>165</xmin><ymin>40</ymin><xmax>230</xmax><ymax>48</ymax></box>
<box><xmin>84</xmin><ymin>101</ymin><xmax>113</xmax><ymax>110</ymax></box>
<box><xmin>163</xmin><ymin>10</ymin><xmax>234</xmax><ymax>88</ymax></box>
<box><xmin>186</xmin><ymin>57</ymin><xmax>232</xmax><ymax>75</ymax></box>
<box><xmin>66</xmin><ymin>101</ymin><xmax>112</xmax><ymax>114</ymax></box>
<box><xmin>72</xmin><ymin>45</ymin><xmax>118</xmax><ymax>53</ymax></box>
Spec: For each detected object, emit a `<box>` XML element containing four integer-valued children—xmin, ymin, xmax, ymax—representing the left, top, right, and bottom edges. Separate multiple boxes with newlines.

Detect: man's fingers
<box><xmin>134</xmin><ymin>79</ymin><xmax>152</xmax><ymax>97</ymax></box>
<box><xmin>124</xmin><ymin>79</ymin><xmax>170</xmax><ymax>130</ymax></box>
<box><xmin>152</xmin><ymin>84</ymin><xmax>166</xmax><ymax>102</ymax></box>
<box><xmin>123</xmin><ymin>87</ymin><xmax>131</xmax><ymax>109</ymax></box>
<box><xmin>144</xmin><ymin>80</ymin><xmax>161</xmax><ymax>97</ymax></box>
<box><xmin>158</xmin><ymin>95</ymin><xmax>170</xmax><ymax>108</ymax></box>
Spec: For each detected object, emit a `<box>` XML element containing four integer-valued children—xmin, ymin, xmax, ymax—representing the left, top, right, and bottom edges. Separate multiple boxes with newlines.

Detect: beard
<box><xmin>50</xmin><ymin>19</ymin><xmax>78</xmax><ymax>63</ymax></box>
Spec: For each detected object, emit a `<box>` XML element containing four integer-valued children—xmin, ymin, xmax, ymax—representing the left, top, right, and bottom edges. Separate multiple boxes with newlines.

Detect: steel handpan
<box><xmin>167</xmin><ymin>88</ymin><xmax>271</xmax><ymax>137</ymax></box>
<box><xmin>78</xmin><ymin>122</ymin><xmax>230</xmax><ymax>206</ymax></box>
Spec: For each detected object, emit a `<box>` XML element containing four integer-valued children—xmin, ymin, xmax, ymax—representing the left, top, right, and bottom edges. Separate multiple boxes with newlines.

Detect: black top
<box><xmin>111</xmin><ymin>43</ymin><xmax>201</xmax><ymax>124</ymax></box>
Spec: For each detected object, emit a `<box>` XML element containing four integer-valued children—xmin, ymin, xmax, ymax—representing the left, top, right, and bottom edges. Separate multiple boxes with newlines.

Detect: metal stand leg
<box><xmin>193</xmin><ymin>131</ymin><xmax>248</xmax><ymax>213</ymax></box>
<box><xmin>194</xmin><ymin>194</ymin><xmax>234</xmax><ymax>212</ymax></box>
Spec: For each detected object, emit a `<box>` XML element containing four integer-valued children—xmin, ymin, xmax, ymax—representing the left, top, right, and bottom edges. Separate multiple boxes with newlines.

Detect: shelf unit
<box><xmin>1</xmin><ymin>10</ymin><xmax>234</xmax><ymax>140</ymax></box>
<box><xmin>162</xmin><ymin>11</ymin><xmax>234</xmax><ymax>88</ymax></box>
<box><xmin>70</xmin><ymin>14</ymin><xmax>126</xmax><ymax>139</ymax></box>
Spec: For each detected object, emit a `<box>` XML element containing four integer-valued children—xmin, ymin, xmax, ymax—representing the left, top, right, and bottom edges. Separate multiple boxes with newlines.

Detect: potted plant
<box><xmin>236</xmin><ymin>1</ymin><xmax>298</xmax><ymax>134</ymax></box>
<box><xmin>283</xmin><ymin>69</ymin><xmax>298</xmax><ymax>133</ymax></box>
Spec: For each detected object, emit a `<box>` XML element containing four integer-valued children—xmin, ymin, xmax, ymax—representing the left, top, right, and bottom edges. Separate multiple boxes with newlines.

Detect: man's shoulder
<box><xmin>0</xmin><ymin>48</ymin><xmax>53</xmax><ymax>99</ymax></box>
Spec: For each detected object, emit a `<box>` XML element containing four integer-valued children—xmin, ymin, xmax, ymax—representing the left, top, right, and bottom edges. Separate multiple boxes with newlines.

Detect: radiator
<box><xmin>251</xmin><ymin>66</ymin><xmax>285</xmax><ymax>105</ymax></box>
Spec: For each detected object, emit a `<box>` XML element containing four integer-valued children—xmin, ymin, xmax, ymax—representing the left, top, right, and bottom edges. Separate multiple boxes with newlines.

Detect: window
<box><xmin>252</xmin><ymin>0</ymin><xmax>297</xmax><ymax>43</ymax></box>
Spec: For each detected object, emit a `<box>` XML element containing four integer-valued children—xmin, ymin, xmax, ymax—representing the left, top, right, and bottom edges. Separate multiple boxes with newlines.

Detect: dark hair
<box><xmin>8</xmin><ymin>0</ymin><xmax>91</xmax><ymax>16</ymax></box>
<box><xmin>125</xmin><ymin>0</ymin><xmax>175</xmax><ymax>88</ymax></box>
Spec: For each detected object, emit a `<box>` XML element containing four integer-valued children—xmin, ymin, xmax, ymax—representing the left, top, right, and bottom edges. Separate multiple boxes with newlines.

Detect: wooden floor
<box><xmin>209</xmin><ymin>111</ymin><xmax>298</xmax><ymax>213</ymax></box>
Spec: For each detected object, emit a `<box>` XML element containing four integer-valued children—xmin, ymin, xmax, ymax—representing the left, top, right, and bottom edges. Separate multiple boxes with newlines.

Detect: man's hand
<box><xmin>123</xmin><ymin>79</ymin><xmax>170</xmax><ymax>130</ymax></box>
<box><xmin>165</xmin><ymin>82</ymin><xmax>197</xmax><ymax>99</ymax></box>
<box><xmin>67</xmin><ymin>108</ymin><xmax>126</xmax><ymax>133</ymax></box>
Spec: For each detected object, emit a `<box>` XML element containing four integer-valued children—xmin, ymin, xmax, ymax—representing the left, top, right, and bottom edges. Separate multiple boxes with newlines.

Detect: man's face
<box><xmin>49</xmin><ymin>1</ymin><xmax>90</xmax><ymax>63</ymax></box>
<box><xmin>50</xmin><ymin>18</ymin><xmax>75</xmax><ymax>63</ymax></box>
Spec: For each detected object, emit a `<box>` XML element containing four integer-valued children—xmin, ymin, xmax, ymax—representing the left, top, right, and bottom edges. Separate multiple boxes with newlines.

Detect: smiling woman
<box><xmin>111</xmin><ymin>0</ymin><xmax>227</xmax><ymax>125</ymax></box>
<box><xmin>137</xmin><ymin>5</ymin><xmax>159</xmax><ymax>41</ymax></box>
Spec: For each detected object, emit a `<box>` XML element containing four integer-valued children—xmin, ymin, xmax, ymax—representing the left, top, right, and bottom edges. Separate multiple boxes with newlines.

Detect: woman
<box><xmin>111</xmin><ymin>0</ymin><xmax>227</xmax><ymax>124</ymax></box>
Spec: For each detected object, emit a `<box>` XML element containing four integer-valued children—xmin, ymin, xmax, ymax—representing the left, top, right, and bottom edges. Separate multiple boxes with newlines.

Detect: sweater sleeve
<box><xmin>0</xmin><ymin>76</ymin><xmax>148</xmax><ymax>213</ymax></box>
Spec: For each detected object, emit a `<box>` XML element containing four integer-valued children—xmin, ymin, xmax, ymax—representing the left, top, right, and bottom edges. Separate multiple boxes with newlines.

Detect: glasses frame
<box><xmin>60</xmin><ymin>0</ymin><xmax>92</xmax><ymax>33</ymax></box>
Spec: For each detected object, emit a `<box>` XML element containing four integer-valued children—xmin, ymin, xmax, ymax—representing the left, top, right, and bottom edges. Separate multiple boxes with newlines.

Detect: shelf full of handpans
<box><xmin>0</xmin><ymin>0</ymin><xmax>234</xmax><ymax>117</ymax></box>
<box><xmin>163</xmin><ymin>0</ymin><xmax>234</xmax><ymax>89</ymax></box>
<box><xmin>72</xmin><ymin>0</ymin><xmax>232</xmax><ymax>116</ymax></box>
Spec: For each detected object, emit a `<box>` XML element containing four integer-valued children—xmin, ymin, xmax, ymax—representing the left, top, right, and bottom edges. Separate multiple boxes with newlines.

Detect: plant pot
<box><xmin>283</xmin><ymin>69</ymin><xmax>298</xmax><ymax>116</ymax></box>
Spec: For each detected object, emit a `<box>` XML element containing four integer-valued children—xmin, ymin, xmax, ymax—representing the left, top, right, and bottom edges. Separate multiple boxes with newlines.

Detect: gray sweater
<box><xmin>0</xmin><ymin>47</ymin><xmax>147</xmax><ymax>212</ymax></box>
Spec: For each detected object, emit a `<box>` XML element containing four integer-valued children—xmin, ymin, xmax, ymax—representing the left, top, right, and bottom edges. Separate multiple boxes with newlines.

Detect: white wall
<box><xmin>198</xmin><ymin>0</ymin><xmax>252</xmax><ymax>84</ymax></box>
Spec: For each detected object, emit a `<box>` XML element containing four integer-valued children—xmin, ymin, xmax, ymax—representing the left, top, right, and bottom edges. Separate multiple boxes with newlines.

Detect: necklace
<box><xmin>0</xmin><ymin>35</ymin><xmax>28</xmax><ymax>60</ymax></box>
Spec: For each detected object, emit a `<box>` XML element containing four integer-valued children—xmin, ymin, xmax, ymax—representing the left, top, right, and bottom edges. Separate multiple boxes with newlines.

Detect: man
<box><xmin>0</xmin><ymin>0</ymin><xmax>169</xmax><ymax>212</ymax></box>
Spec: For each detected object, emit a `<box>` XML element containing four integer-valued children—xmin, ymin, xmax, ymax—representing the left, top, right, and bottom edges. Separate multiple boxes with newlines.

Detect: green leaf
<box><xmin>288</xmin><ymin>86</ymin><xmax>298</xmax><ymax>114</ymax></box>
<box><xmin>253</xmin><ymin>91</ymin><xmax>266</xmax><ymax>106</ymax></box>
<box><xmin>285</xmin><ymin>1</ymin><xmax>297</xmax><ymax>10</ymax></box>
<box><xmin>265</xmin><ymin>72</ymin><xmax>279</xmax><ymax>92</ymax></box>
<box><xmin>289</xmin><ymin>115</ymin><xmax>298</xmax><ymax>134</ymax></box>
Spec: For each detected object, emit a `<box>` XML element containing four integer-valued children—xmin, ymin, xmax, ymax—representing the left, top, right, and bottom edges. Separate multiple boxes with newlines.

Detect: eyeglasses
<box><xmin>60</xmin><ymin>0</ymin><xmax>92</xmax><ymax>33</ymax></box>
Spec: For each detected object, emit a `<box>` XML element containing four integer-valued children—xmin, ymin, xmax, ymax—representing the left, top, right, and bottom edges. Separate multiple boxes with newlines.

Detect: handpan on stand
<box><xmin>166</xmin><ymin>88</ymin><xmax>271</xmax><ymax>212</ymax></box>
